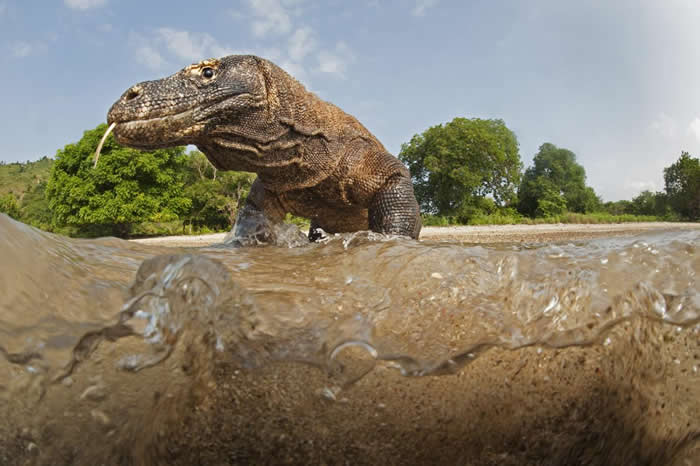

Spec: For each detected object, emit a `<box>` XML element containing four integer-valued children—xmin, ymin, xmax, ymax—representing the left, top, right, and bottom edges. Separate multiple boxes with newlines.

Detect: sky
<box><xmin>1</xmin><ymin>0</ymin><xmax>699</xmax><ymax>201</ymax></box>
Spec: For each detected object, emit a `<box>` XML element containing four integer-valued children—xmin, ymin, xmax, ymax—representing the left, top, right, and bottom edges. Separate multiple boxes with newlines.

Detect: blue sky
<box><xmin>1</xmin><ymin>0</ymin><xmax>699</xmax><ymax>201</ymax></box>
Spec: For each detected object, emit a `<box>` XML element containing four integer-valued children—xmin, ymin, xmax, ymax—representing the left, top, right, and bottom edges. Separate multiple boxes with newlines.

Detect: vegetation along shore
<box><xmin>1</xmin><ymin>119</ymin><xmax>698</xmax><ymax>238</ymax></box>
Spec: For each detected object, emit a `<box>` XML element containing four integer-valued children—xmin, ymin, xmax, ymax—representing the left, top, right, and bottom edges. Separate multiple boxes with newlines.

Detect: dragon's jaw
<box><xmin>109</xmin><ymin>109</ymin><xmax>204</xmax><ymax>150</ymax></box>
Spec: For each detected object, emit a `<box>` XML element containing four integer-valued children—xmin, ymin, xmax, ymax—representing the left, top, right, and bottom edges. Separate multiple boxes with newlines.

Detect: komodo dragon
<box><xmin>106</xmin><ymin>55</ymin><xmax>421</xmax><ymax>242</ymax></box>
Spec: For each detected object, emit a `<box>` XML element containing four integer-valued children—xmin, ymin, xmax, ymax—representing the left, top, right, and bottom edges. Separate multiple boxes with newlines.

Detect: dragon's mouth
<box><xmin>112</xmin><ymin>109</ymin><xmax>203</xmax><ymax>147</ymax></box>
<box><xmin>108</xmin><ymin>106</ymin><xmax>196</xmax><ymax>129</ymax></box>
<box><xmin>94</xmin><ymin>109</ymin><xmax>203</xmax><ymax>167</ymax></box>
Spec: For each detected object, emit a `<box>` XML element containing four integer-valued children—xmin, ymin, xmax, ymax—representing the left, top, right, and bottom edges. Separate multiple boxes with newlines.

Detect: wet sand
<box><xmin>138</xmin><ymin>223</ymin><xmax>699</xmax><ymax>465</ymax></box>
<box><xmin>132</xmin><ymin>221</ymin><xmax>700</xmax><ymax>247</ymax></box>
<box><xmin>169</xmin><ymin>330</ymin><xmax>700</xmax><ymax>465</ymax></box>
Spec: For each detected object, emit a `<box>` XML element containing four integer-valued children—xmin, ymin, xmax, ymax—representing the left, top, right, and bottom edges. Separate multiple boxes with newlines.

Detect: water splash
<box><xmin>0</xmin><ymin>214</ymin><xmax>698</xmax><ymax>465</ymax></box>
<box><xmin>223</xmin><ymin>209</ymin><xmax>309</xmax><ymax>248</ymax></box>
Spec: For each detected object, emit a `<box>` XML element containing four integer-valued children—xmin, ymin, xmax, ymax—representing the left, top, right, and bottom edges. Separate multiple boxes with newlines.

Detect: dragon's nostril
<box><xmin>125</xmin><ymin>86</ymin><xmax>141</xmax><ymax>102</ymax></box>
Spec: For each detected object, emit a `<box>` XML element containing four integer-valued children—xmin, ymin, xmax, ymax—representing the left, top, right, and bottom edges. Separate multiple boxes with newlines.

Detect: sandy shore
<box><xmin>131</xmin><ymin>222</ymin><xmax>700</xmax><ymax>247</ymax></box>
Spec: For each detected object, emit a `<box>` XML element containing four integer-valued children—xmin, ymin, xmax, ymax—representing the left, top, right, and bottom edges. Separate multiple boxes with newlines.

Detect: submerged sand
<box><xmin>129</xmin><ymin>223</ymin><xmax>699</xmax><ymax>465</ymax></box>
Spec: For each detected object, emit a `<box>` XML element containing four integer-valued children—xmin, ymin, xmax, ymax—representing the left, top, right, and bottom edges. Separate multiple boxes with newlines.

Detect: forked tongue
<box><xmin>93</xmin><ymin>122</ymin><xmax>117</xmax><ymax>168</ymax></box>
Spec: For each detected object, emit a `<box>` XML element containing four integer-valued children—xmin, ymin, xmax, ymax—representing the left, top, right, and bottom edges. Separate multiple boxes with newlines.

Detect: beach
<box><xmin>131</xmin><ymin>221</ymin><xmax>700</xmax><ymax>247</ymax></box>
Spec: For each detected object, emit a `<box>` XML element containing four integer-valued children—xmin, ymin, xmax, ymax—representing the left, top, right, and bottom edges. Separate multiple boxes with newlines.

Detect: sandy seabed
<box><xmin>126</xmin><ymin>223</ymin><xmax>700</xmax><ymax>465</ymax></box>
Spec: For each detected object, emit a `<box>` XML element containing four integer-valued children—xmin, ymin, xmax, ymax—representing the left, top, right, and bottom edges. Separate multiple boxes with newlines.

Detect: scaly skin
<box><xmin>107</xmin><ymin>55</ymin><xmax>421</xmax><ymax>241</ymax></box>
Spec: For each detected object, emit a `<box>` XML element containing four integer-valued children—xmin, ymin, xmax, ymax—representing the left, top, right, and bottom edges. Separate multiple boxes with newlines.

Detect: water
<box><xmin>0</xmin><ymin>213</ymin><xmax>698</xmax><ymax>465</ymax></box>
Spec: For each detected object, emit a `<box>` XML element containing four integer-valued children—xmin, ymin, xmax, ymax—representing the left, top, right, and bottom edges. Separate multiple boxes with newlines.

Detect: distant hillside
<box><xmin>0</xmin><ymin>157</ymin><xmax>54</xmax><ymax>198</ymax></box>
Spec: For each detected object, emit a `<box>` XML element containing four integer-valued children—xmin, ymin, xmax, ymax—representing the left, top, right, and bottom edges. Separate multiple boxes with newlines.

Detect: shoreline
<box><xmin>130</xmin><ymin>221</ymin><xmax>700</xmax><ymax>247</ymax></box>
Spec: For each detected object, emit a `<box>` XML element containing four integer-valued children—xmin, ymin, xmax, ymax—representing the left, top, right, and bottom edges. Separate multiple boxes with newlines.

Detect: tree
<box><xmin>518</xmin><ymin>143</ymin><xmax>599</xmax><ymax>217</ymax></box>
<box><xmin>626</xmin><ymin>190</ymin><xmax>673</xmax><ymax>217</ymax></box>
<box><xmin>602</xmin><ymin>200</ymin><xmax>632</xmax><ymax>215</ymax></box>
<box><xmin>20</xmin><ymin>181</ymin><xmax>53</xmax><ymax>230</ymax></box>
<box><xmin>182</xmin><ymin>152</ymin><xmax>255</xmax><ymax>232</ymax></box>
<box><xmin>399</xmin><ymin>117</ymin><xmax>522</xmax><ymax>221</ymax></box>
<box><xmin>0</xmin><ymin>193</ymin><xmax>20</xmax><ymax>219</ymax></box>
<box><xmin>664</xmin><ymin>151</ymin><xmax>699</xmax><ymax>220</ymax></box>
<box><xmin>47</xmin><ymin>123</ymin><xmax>192</xmax><ymax>237</ymax></box>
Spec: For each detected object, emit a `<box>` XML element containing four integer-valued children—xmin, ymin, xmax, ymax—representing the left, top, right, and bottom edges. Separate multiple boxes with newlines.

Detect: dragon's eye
<box><xmin>202</xmin><ymin>67</ymin><xmax>215</xmax><ymax>79</ymax></box>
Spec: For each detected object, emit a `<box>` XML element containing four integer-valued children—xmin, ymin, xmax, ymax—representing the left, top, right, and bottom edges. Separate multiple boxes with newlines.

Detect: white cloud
<box><xmin>288</xmin><ymin>27</ymin><xmax>315</xmax><ymax>61</ymax></box>
<box><xmin>318</xmin><ymin>51</ymin><xmax>343</xmax><ymax>75</ymax></box>
<box><xmin>317</xmin><ymin>42</ymin><xmax>354</xmax><ymax>77</ymax></box>
<box><xmin>135</xmin><ymin>44</ymin><xmax>166</xmax><ymax>70</ymax></box>
<box><xmin>412</xmin><ymin>0</ymin><xmax>439</xmax><ymax>17</ymax></box>
<box><xmin>123</xmin><ymin>1</ymin><xmax>351</xmax><ymax>87</ymax></box>
<box><xmin>129</xmin><ymin>28</ymin><xmax>255</xmax><ymax>71</ymax></box>
<box><xmin>260</xmin><ymin>47</ymin><xmax>283</xmax><ymax>61</ymax></box>
<box><xmin>129</xmin><ymin>32</ymin><xmax>167</xmax><ymax>70</ymax></box>
<box><xmin>236</xmin><ymin>1</ymin><xmax>354</xmax><ymax>82</ymax></box>
<box><xmin>689</xmin><ymin>117</ymin><xmax>700</xmax><ymax>142</ymax></box>
<box><xmin>64</xmin><ymin>0</ymin><xmax>107</xmax><ymax>10</ymax></box>
<box><xmin>11</xmin><ymin>42</ymin><xmax>32</xmax><ymax>57</ymax></box>
<box><xmin>650</xmin><ymin>112</ymin><xmax>677</xmax><ymax>139</ymax></box>
<box><xmin>0</xmin><ymin>3</ymin><xmax>6</xmax><ymax>16</ymax></box>
<box><xmin>156</xmin><ymin>28</ymin><xmax>236</xmax><ymax>62</ymax></box>
<box><xmin>624</xmin><ymin>179</ymin><xmax>658</xmax><ymax>194</ymax></box>
<box><xmin>10</xmin><ymin>41</ymin><xmax>46</xmax><ymax>58</ymax></box>
<box><xmin>248</xmin><ymin>0</ymin><xmax>298</xmax><ymax>38</ymax></box>
<box><xmin>280</xmin><ymin>60</ymin><xmax>308</xmax><ymax>84</ymax></box>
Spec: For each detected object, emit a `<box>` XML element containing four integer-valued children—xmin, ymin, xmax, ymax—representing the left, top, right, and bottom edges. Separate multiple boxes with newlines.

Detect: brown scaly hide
<box><xmin>108</xmin><ymin>55</ymin><xmax>421</xmax><ymax>240</ymax></box>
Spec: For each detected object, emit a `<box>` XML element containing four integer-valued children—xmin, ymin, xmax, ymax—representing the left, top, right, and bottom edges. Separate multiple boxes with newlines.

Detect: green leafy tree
<box><xmin>20</xmin><ymin>181</ymin><xmax>53</xmax><ymax>229</ymax></box>
<box><xmin>399</xmin><ymin>117</ymin><xmax>522</xmax><ymax>221</ymax></box>
<box><xmin>518</xmin><ymin>143</ymin><xmax>599</xmax><ymax>217</ymax></box>
<box><xmin>602</xmin><ymin>200</ymin><xmax>632</xmax><ymax>215</ymax></box>
<box><xmin>664</xmin><ymin>151</ymin><xmax>699</xmax><ymax>220</ymax></box>
<box><xmin>0</xmin><ymin>193</ymin><xmax>20</xmax><ymax>219</ymax></box>
<box><xmin>182</xmin><ymin>151</ymin><xmax>255</xmax><ymax>232</ymax></box>
<box><xmin>215</xmin><ymin>170</ymin><xmax>256</xmax><ymax>225</ymax></box>
<box><xmin>627</xmin><ymin>190</ymin><xmax>673</xmax><ymax>217</ymax></box>
<box><xmin>47</xmin><ymin>123</ymin><xmax>192</xmax><ymax>237</ymax></box>
<box><xmin>535</xmin><ymin>183</ymin><xmax>568</xmax><ymax>218</ymax></box>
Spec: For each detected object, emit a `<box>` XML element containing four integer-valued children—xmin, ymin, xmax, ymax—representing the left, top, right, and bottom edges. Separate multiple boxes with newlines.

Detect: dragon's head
<box><xmin>107</xmin><ymin>55</ymin><xmax>276</xmax><ymax>150</ymax></box>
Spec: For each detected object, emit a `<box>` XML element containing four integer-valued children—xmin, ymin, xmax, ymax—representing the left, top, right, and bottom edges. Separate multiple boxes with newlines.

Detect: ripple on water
<box><xmin>0</xmin><ymin>214</ymin><xmax>698</xmax><ymax>464</ymax></box>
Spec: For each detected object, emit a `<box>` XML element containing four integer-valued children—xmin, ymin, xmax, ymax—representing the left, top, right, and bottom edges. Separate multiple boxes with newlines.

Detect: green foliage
<box><xmin>535</xmin><ymin>194</ymin><xmax>568</xmax><ymax>218</ymax></box>
<box><xmin>182</xmin><ymin>151</ymin><xmax>256</xmax><ymax>232</ymax></box>
<box><xmin>552</xmin><ymin>212</ymin><xmax>661</xmax><ymax>224</ymax></box>
<box><xmin>5</xmin><ymin>117</ymin><xmax>695</xmax><ymax>238</ymax></box>
<box><xmin>1</xmin><ymin>136</ymin><xmax>256</xmax><ymax>237</ymax></box>
<box><xmin>624</xmin><ymin>190</ymin><xmax>672</xmax><ymax>218</ymax></box>
<box><xmin>421</xmin><ymin>211</ymin><xmax>661</xmax><ymax>226</ymax></box>
<box><xmin>284</xmin><ymin>212</ymin><xmax>311</xmax><ymax>229</ymax></box>
<box><xmin>663</xmin><ymin>151</ymin><xmax>699</xmax><ymax>220</ymax></box>
<box><xmin>46</xmin><ymin>123</ymin><xmax>192</xmax><ymax>237</ymax></box>
<box><xmin>518</xmin><ymin>143</ymin><xmax>600</xmax><ymax>217</ymax></box>
<box><xmin>602</xmin><ymin>200</ymin><xmax>633</xmax><ymax>215</ymax></box>
<box><xmin>420</xmin><ymin>214</ymin><xmax>455</xmax><ymax>226</ymax></box>
<box><xmin>0</xmin><ymin>193</ymin><xmax>20</xmax><ymax>219</ymax></box>
<box><xmin>527</xmin><ymin>178</ymin><xmax>568</xmax><ymax>218</ymax></box>
<box><xmin>0</xmin><ymin>158</ymin><xmax>55</xmax><ymax>228</ymax></box>
<box><xmin>0</xmin><ymin>156</ymin><xmax>53</xmax><ymax>197</ymax></box>
<box><xmin>399</xmin><ymin>117</ymin><xmax>522</xmax><ymax>221</ymax></box>
<box><xmin>20</xmin><ymin>181</ymin><xmax>53</xmax><ymax>230</ymax></box>
<box><xmin>630</xmin><ymin>191</ymin><xmax>656</xmax><ymax>215</ymax></box>
<box><xmin>467</xmin><ymin>208</ymin><xmax>524</xmax><ymax>225</ymax></box>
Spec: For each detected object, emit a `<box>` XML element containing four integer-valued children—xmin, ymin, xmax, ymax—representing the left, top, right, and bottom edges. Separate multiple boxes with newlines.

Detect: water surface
<box><xmin>0</xmin><ymin>214</ymin><xmax>698</xmax><ymax>465</ymax></box>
